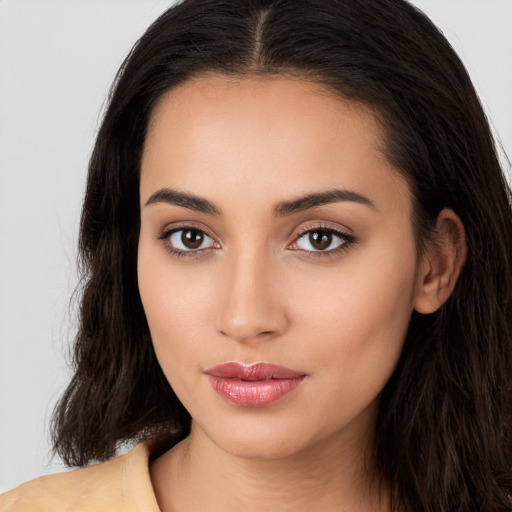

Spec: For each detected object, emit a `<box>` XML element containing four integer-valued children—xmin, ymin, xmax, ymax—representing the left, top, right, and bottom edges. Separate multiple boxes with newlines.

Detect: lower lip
<box><xmin>206</xmin><ymin>375</ymin><xmax>305</xmax><ymax>407</ymax></box>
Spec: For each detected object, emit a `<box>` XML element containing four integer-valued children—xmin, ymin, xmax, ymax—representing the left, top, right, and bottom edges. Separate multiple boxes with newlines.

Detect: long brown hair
<box><xmin>52</xmin><ymin>1</ymin><xmax>512</xmax><ymax>510</ymax></box>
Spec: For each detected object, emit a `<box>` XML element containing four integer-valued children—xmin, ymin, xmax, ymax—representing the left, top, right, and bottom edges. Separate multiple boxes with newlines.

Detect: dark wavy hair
<box><xmin>52</xmin><ymin>0</ymin><xmax>512</xmax><ymax>510</ymax></box>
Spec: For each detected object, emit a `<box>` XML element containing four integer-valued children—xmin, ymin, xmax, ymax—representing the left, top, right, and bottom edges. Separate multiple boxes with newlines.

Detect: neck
<box><xmin>150</xmin><ymin>419</ymin><xmax>390</xmax><ymax>512</ymax></box>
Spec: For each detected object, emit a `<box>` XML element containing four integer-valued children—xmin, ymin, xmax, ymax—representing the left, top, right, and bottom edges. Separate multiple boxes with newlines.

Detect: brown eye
<box><xmin>181</xmin><ymin>229</ymin><xmax>204</xmax><ymax>249</ymax></box>
<box><xmin>309</xmin><ymin>230</ymin><xmax>333</xmax><ymax>250</ymax></box>
<box><xmin>167</xmin><ymin>228</ymin><xmax>215</xmax><ymax>252</ymax></box>
<box><xmin>295</xmin><ymin>228</ymin><xmax>348</xmax><ymax>252</ymax></box>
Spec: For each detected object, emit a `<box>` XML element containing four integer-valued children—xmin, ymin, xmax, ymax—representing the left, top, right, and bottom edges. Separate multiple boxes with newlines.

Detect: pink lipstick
<box><xmin>205</xmin><ymin>362</ymin><xmax>306</xmax><ymax>407</ymax></box>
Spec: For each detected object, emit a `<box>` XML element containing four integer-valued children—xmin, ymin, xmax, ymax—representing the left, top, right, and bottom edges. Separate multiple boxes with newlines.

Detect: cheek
<box><xmin>137</xmin><ymin>240</ymin><xmax>205</xmax><ymax>369</ymax></box>
<box><xmin>139</xmin><ymin>268</ymin><xmax>210</xmax><ymax>340</ymax></box>
<box><xmin>290</xmin><ymin>243</ymin><xmax>417</xmax><ymax>390</ymax></box>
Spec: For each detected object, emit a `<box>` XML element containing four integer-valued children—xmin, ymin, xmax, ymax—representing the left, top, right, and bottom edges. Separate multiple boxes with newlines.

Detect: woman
<box><xmin>2</xmin><ymin>0</ymin><xmax>511</xmax><ymax>510</ymax></box>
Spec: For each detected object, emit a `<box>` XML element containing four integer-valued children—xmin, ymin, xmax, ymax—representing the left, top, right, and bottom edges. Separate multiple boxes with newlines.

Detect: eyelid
<box><xmin>287</xmin><ymin>222</ymin><xmax>357</xmax><ymax>257</ymax></box>
<box><xmin>158</xmin><ymin>220</ymin><xmax>218</xmax><ymax>240</ymax></box>
<box><xmin>292</xmin><ymin>221</ymin><xmax>354</xmax><ymax>239</ymax></box>
<box><xmin>156</xmin><ymin>220</ymin><xmax>356</xmax><ymax>259</ymax></box>
<box><xmin>157</xmin><ymin>221</ymin><xmax>221</xmax><ymax>258</ymax></box>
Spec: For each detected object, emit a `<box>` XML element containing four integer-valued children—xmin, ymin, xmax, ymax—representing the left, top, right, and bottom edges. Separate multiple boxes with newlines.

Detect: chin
<box><xmin>217</xmin><ymin>435</ymin><xmax>309</xmax><ymax>461</ymax></box>
<box><xmin>196</xmin><ymin>414</ymin><xmax>323</xmax><ymax>461</ymax></box>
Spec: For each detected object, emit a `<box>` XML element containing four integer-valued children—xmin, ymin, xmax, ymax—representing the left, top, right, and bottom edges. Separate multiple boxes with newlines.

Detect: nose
<box><xmin>215</xmin><ymin>250</ymin><xmax>289</xmax><ymax>345</ymax></box>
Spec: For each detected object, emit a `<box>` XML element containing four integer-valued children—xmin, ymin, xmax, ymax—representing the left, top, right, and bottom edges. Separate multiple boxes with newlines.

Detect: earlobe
<box><xmin>413</xmin><ymin>208</ymin><xmax>467</xmax><ymax>314</ymax></box>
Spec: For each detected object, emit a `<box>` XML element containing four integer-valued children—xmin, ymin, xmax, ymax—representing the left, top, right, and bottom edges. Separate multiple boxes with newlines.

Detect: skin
<box><xmin>137</xmin><ymin>75</ymin><xmax>465</xmax><ymax>512</ymax></box>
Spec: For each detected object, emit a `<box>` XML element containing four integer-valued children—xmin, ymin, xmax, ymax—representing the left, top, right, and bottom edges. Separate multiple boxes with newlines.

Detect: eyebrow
<box><xmin>144</xmin><ymin>187</ymin><xmax>375</xmax><ymax>217</ymax></box>
<box><xmin>273</xmin><ymin>189</ymin><xmax>376</xmax><ymax>217</ymax></box>
<box><xmin>145</xmin><ymin>188</ymin><xmax>222</xmax><ymax>216</ymax></box>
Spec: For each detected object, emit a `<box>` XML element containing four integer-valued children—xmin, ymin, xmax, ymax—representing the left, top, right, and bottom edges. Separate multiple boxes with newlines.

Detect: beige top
<box><xmin>0</xmin><ymin>442</ymin><xmax>161</xmax><ymax>512</ymax></box>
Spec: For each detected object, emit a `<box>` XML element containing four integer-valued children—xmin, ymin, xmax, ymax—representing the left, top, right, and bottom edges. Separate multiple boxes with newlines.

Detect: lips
<box><xmin>205</xmin><ymin>362</ymin><xmax>306</xmax><ymax>407</ymax></box>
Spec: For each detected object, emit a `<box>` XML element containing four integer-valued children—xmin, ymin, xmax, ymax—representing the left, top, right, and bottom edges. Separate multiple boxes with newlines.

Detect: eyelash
<box><xmin>157</xmin><ymin>223</ymin><xmax>218</xmax><ymax>259</ymax></box>
<box><xmin>291</xmin><ymin>224</ymin><xmax>356</xmax><ymax>260</ymax></box>
<box><xmin>157</xmin><ymin>223</ymin><xmax>356</xmax><ymax>260</ymax></box>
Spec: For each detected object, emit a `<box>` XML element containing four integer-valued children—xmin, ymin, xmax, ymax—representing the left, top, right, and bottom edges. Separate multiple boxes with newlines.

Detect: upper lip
<box><xmin>205</xmin><ymin>362</ymin><xmax>306</xmax><ymax>381</ymax></box>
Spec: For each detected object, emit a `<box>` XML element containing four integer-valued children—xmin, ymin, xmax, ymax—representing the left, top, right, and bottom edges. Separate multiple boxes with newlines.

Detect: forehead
<box><xmin>141</xmin><ymin>74</ymin><xmax>411</xmax><ymax>215</ymax></box>
<box><xmin>145</xmin><ymin>74</ymin><xmax>384</xmax><ymax>162</ymax></box>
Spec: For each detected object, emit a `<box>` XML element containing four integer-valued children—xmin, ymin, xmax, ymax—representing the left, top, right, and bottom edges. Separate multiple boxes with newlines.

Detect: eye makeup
<box><xmin>157</xmin><ymin>221</ymin><xmax>220</xmax><ymax>260</ymax></box>
<box><xmin>156</xmin><ymin>220</ymin><xmax>357</xmax><ymax>261</ymax></box>
<box><xmin>288</xmin><ymin>223</ymin><xmax>357</xmax><ymax>260</ymax></box>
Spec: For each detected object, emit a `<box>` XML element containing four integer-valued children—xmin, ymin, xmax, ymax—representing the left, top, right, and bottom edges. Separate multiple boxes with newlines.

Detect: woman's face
<box><xmin>138</xmin><ymin>75</ymin><xmax>424</xmax><ymax>460</ymax></box>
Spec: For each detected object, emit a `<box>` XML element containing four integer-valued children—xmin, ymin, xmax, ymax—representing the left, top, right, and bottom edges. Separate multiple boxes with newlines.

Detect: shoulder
<box><xmin>0</xmin><ymin>442</ymin><xmax>161</xmax><ymax>512</ymax></box>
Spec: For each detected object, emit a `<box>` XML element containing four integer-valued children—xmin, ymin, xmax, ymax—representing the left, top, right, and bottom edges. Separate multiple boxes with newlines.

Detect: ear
<box><xmin>413</xmin><ymin>208</ymin><xmax>467</xmax><ymax>314</ymax></box>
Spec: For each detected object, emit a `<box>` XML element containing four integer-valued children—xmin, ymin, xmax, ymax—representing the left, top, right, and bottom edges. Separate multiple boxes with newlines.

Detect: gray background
<box><xmin>1</xmin><ymin>0</ymin><xmax>511</xmax><ymax>493</ymax></box>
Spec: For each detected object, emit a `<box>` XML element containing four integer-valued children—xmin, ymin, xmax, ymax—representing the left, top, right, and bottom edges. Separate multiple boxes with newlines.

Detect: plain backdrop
<box><xmin>1</xmin><ymin>0</ymin><xmax>511</xmax><ymax>493</ymax></box>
